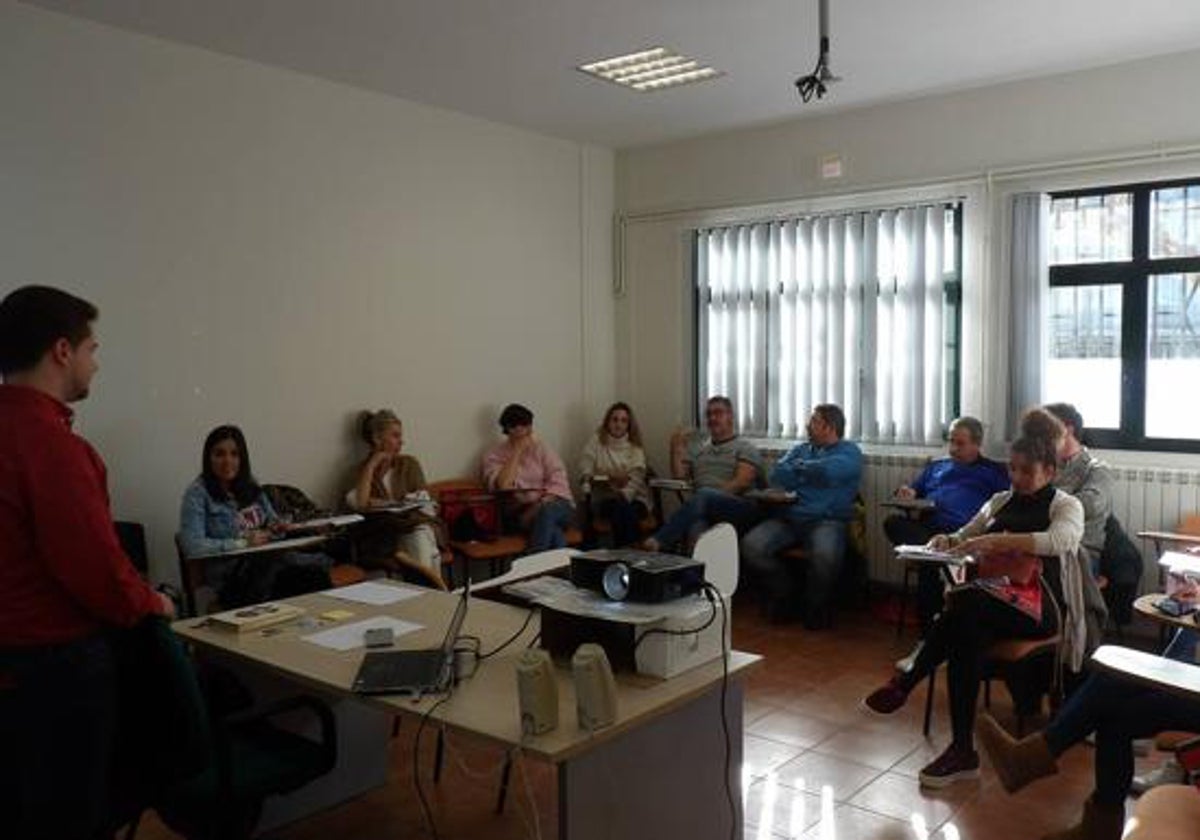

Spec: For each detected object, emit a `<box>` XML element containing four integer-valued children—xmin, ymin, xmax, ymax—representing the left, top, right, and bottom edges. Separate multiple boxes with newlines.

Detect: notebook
<box><xmin>351</xmin><ymin>590</ymin><xmax>468</xmax><ymax>697</ymax></box>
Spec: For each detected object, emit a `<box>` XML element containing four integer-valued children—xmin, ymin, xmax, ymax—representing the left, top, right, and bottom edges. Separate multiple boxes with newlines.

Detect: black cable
<box><xmin>631</xmin><ymin>587</ymin><xmax>718</xmax><ymax>652</ymax></box>
<box><xmin>479</xmin><ymin>606</ymin><xmax>537</xmax><ymax>660</ymax></box>
<box><xmin>413</xmin><ymin>691</ymin><xmax>453</xmax><ymax>840</ymax></box>
<box><xmin>711</xmin><ymin>584</ymin><xmax>736</xmax><ymax>840</ymax></box>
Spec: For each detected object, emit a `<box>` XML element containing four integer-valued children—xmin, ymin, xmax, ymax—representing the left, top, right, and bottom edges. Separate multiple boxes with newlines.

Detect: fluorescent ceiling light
<box><xmin>578</xmin><ymin>46</ymin><xmax>722</xmax><ymax>92</ymax></box>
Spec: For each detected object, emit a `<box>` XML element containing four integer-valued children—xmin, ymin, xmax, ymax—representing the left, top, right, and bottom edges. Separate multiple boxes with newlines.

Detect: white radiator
<box><xmin>857</xmin><ymin>454</ymin><xmax>1200</xmax><ymax>593</ymax></box>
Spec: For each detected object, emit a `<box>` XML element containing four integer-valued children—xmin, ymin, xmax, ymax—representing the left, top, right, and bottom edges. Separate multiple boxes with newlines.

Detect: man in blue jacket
<box><xmin>885</xmin><ymin>416</ymin><xmax>1009</xmax><ymax>637</ymax></box>
<box><xmin>741</xmin><ymin>404</ymin><xmax>862</xmax><ymax>629</ymax></box>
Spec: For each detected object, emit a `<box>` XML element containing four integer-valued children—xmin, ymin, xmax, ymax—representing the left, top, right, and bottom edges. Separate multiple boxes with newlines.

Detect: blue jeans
<box><xmin>1044</xmin><ymin>671</ymin><xmax>1200</xmax><ymax>804</ymax></box>
<box><xmin>1164</xmin><ymin>628</ymin><xmax>1199</xmax><ymax>663</ymax></box>
<box><xmin>651</xmin><ymin>488</ymin><xmax>761</xmax><ymax>550</ymax></box>
<box><xmin>527</xmin><ymin>498</ymin><xmax>575</xmax><ymax>552</ymax></box>
<box><xmin>740</xmin><ymin>515</ymin><xmax>846</xmax><ymax>614</ymax></box>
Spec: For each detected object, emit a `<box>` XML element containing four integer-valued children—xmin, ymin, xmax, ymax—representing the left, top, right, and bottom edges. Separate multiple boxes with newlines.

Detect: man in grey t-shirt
<box><xmin>1044</xmin><ymin>403</ymin><xmax>1113</xmax><ymax>566</ymax></box>
<box><xmin>645</xmin><ymin>396</ymin><xmax>764</xmax><ymax>551</ymax></box>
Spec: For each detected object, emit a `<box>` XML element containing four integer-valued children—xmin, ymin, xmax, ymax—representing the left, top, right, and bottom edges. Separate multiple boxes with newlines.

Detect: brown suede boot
<box><xmin>975</xmin><ymin>712</ymin><xmax>1058</xmax><ymax>794</ymax></box>
<box><xmin>1041</xmin><ymin>796</ymin><xmax>1125</xmax><ymax>840</ymax></box>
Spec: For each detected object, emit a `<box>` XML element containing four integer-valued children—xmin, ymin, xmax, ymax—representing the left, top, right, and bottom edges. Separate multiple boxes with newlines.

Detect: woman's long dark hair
<box><xmin>201</xmin><ymin>424</ymin><xmax>262</xmax><ymax>508</ymax></box>
<box><xmin>1013</xmin><ymin>408</ymin><xmax>1065</xmax><ymax>471</ymax></box>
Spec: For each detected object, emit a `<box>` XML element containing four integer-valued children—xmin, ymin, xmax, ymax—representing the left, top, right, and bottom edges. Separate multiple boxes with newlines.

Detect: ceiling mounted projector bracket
<box><xmin>795</xmin><ymin>0</ymin><xmax>842</xmax><ymax>102</ymax></box>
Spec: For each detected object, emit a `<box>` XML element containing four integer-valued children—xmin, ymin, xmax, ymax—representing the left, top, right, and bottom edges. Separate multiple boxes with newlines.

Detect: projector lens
<box><xmin>601</xmin><ymin>563</ymin><xmax>631</xmax><ymax>601</ymax></box>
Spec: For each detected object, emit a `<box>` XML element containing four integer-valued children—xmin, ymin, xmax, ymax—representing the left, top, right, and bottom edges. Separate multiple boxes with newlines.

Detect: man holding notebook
<box><xmin>0</xmin><ymin>286</ymin><xmax>173</xmax><ymax>839</ymax></box>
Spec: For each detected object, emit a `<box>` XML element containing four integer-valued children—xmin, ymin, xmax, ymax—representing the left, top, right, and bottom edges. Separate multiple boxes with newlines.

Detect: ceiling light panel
<box><xmin>578</xmin><ymin>47</ymin><xmax>722</xmax><ymax>92</ymax></box>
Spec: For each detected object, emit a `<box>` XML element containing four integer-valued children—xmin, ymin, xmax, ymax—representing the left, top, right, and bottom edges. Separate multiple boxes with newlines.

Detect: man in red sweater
<box><xmin>0</xmin><ymin>285</ymin><xmax>174</xmax><ymax>839</ymax></box>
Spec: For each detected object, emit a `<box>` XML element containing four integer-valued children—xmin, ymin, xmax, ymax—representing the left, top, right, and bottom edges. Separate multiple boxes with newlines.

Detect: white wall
<box><xmin>0</xmin><ymin>3</ymin><xmax>615</xmax><ymax>584</ymax></box>
<box><xmin>616</xmin><ymin>47</ymin><xmax>1200</xmax><ymax>473</ymax></box>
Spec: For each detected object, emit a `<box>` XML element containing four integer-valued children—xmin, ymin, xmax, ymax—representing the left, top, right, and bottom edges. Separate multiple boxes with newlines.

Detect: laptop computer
<box><xmin>351</xmin><ymin>589</ymin><xmax>468</xmax><ymax>697</ymax></box>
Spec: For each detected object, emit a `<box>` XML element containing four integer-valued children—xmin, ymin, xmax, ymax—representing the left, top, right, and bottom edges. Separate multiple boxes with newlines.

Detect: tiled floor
<box><xmin>137</xmin><ymin>594</ymin><xmax>1155</xmax><ymax>840</ymax></box>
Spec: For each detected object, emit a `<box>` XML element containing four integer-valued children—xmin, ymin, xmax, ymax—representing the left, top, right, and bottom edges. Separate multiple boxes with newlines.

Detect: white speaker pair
<box><xmin>515</xmin><ymin>644</ymin><xmax>619</xmax><ymax>735</ymax></box>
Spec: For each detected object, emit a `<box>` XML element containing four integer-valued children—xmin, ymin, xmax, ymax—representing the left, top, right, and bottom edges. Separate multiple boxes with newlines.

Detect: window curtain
<box><xmin>696</xmin><ymin>203</ymin><xmax>955</xmax><ymax>445</ymax></box>
<box><xmin>1007</xmin><ymin>193</ymin><xmax>1049</xmax><ymax>437</ymax></box>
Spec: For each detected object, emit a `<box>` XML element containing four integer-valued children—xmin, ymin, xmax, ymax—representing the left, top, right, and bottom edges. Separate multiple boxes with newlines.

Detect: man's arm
<box><xmin>30</xmin><ymin>440</ymin><xmax>164</xmax><ymax>626</ymax></box>
<box><xmin>719</xmin><ymin>460</ymin><xmax>757</xmax><ymax>495</ymax></box>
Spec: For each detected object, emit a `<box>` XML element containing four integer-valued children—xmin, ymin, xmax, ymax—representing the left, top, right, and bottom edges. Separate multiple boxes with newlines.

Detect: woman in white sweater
<box><xmin>578</xmin><ymin>402</ymin><xmax>651</xmax><ymax>547</ymax></box>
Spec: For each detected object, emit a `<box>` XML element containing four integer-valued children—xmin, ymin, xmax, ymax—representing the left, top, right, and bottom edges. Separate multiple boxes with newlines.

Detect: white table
<box><xmin>175</xmin><ymin>582</ymin><xmax>760</xmax><ymax>838</ymax></box>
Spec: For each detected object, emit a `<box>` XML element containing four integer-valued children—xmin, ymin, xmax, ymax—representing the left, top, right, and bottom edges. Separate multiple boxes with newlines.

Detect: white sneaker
<box><xmin>1132</xmin><ymin>759</ymin><xmax>1184</xmax><ymax>794</ymax></box>
<box><xmin>895</xmin><ymin>640</ymin><xmax>924</xmax><ymax>674</ymax></box>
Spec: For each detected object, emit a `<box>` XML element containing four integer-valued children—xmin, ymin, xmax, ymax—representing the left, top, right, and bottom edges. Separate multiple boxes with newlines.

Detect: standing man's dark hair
<box><xmin>0</xmin><ymin>285</ymin><xmax>171</xmax><ymax>839</ymax></box>
<box><xmin>0</xmin><ymin>285</ymin><xmax>98</xmax><ymax>376</ymax></box>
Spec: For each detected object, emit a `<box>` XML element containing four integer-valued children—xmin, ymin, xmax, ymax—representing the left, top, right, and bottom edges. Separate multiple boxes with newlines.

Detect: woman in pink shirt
<box><xmin>481</xmin><ymin>403</ymin><xmax>575</xmax><ymax>551</ymax></box>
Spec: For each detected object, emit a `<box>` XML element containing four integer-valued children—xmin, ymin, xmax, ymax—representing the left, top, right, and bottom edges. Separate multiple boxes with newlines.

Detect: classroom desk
<box><xmin>175</xmin><ymin>582</ymin><xmax>760</xmax><ymax>839</ymax></box>
<box><xmin>1134</xmin><ymin>593</ymin><xmax>1200</xmax><ymax>635</ymax></box>
<box><xmin>1091</xmin><ymin>645</ymin><xmax>1200</xmax><ymax>700</ymax></box>
<box><xmin>186</xmin><ymin>533</ymin><xmax>330</xmax><ymax>560</ymax></box>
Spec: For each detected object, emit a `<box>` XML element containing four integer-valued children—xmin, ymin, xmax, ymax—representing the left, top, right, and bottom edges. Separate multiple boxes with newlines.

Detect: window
<box><xmin>694</xmin><ymin>202</ymin><xmax>962</xmax><ymax>444</ymax></box>
<box><xmin>1048</xmin><ymin>179</ymin><xmax>1200</xmax><ymax>449</ymax></box>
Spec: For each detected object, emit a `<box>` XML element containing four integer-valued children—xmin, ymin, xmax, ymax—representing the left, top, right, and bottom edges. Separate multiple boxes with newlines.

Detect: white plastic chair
<box><xmin>692</xmin><ymin>522</ymin><xmax>738</xmax><ymax>597</ymax></box>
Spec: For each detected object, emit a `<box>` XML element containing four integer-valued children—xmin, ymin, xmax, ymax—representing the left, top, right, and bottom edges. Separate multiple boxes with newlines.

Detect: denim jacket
<box><xmin>178</xmin><ymin>478</ymin><xmax>278</xmax><ymax>558</ymax></box>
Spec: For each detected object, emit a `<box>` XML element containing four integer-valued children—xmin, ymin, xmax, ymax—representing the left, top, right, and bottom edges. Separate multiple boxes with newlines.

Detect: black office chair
<box><xmin>111</xmin><ymin>618</ymin><xmax>338</xmax><ymax>840</ymax></box>
<box><xmin>115</xmin><ymin>520</ymin><xmax>150</xmax><ymax>576</ymax></box>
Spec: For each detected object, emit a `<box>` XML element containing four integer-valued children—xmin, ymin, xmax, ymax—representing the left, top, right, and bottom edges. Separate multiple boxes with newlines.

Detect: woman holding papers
<box><xmin>482</xmin><ymin>403</ymin><xmax>575</xmax><ymax>551</ymax></box>
<box><xmin>179</xmin><ymin>425</ymin><xmax>332</xmax><ymax>607</ymax></box>
<box><xmin>578</xmin><ymin>402</ymin><xmax>651</xmax><ymax>547</ymax></box>
<box><xmin>863</xmin><ymin>409</ymin><xmax>1086</xmax><ymax>790</ymax></box>
<box><xmin>347</xmin><ymin>409</ymin><xmax>444</xmax><ymax>582</ymax></box>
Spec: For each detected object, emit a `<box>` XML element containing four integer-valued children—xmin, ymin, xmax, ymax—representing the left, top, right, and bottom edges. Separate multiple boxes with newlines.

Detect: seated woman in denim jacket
<box><xmin>179</xmin><ymin>425</ymin><xmax>332</xmax><ymax>607</ymax></box>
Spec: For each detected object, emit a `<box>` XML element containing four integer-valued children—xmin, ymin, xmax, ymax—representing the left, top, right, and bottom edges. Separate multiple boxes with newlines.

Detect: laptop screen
<box><xmin>439</xmin><ymin>590</ymin><xmax>468</xmax><ymax>656</ymax></box>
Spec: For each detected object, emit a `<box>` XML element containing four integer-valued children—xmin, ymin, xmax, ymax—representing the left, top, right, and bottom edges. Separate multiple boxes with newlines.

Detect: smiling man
<box><xmin>0</xmin><ymin>285</ymin><xmax>173</xmax><ymax>839</ymax></box>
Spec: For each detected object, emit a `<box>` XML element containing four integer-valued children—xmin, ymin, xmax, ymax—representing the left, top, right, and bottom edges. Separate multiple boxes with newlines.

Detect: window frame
<box><xmin>1049</xmin><ymin>177</ymin><xmax>1200</xmax><ymax>452</ymax></box>
<box><xmin>690</xmin><ymin>203</ymin><xmax>965</xmax><ymax>440</ymax></box>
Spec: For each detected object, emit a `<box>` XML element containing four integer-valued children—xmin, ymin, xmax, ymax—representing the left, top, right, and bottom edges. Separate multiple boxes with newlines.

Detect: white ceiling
<box><xmin>22</xmin><ymin>0</ymin><xmax>1200</xmax><ymax>149</ymax></box>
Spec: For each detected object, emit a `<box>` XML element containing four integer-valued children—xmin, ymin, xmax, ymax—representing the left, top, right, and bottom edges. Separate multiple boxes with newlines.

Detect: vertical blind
<box><xmin>696</xmin><ymin>202</ymin><xmax>961</xmax><ymax>444</ymax></box>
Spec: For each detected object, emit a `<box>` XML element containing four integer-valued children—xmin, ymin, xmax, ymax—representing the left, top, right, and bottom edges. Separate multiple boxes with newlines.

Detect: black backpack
<box><xmin>1099</xmin><ymin>514</ymin><xmax>1143</xmax><ymax>626</ymax></box>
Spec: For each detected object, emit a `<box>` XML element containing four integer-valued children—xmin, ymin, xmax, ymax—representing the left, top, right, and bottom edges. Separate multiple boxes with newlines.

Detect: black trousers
<box><xmin>883</xmin><ymin>514</ymin><xmax>946</xmax><ymax>634</ymax></box>
<box><xmin>900</xmin><ymin>586</ymin><xmax>1057</xmax><ymax>749</ymax></box>
<box><xmin>0</xmin><ymin>634</ymin><xmax>119</xmax><ymax>840</ymax></box>
<box><xmin>596</xmin><ymin>497</ymin><xmax>649</xmax><ymax>548</ymax></box>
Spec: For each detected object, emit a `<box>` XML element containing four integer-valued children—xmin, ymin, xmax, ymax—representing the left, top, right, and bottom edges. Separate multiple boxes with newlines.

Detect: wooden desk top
<box><xmin>186</xmin><ymin>533</ymin><xmax>329</xmax><ymax>561</ymax></box>
<box><xmin>1134</xmin><ymin>593</ymin><xmax>1200</xmax><ymax>634</ymax></box>
<box><xmin>175</xmin><ymin>583</ymin><xmax>761</xmax><ymax>763</ymax></box>
<box><xmin>1136</xmin><ymin>530</ymin><xmax>1200</xmax><ymax>546</ymax></box>
<box><xmin>1090</xmin><ymin>645</ymin><xmax>1200</xmax><ymax>699</ymax></box>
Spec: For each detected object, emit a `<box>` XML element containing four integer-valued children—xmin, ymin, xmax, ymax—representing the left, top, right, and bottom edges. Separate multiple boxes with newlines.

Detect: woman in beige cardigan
<box><xmin>347</xmin><ymin>409</ymin><xmax>443</xmax><ymax>586</ymax></box>
<box><xmin>578</xmin><ymin>402</ymin><xmax>651</xmax><ymax>547</ymax></box>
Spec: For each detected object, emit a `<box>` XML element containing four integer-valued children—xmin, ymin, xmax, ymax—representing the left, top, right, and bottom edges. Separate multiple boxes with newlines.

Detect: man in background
<box><xmin>884</xmin><ymin>416</ymin><xmax>1010</xmax><ymax>639</ymax></box>
<box><xmin>644</xmin><ymin>395</ymin><xmax>765</xmax><ymax>552</ymax></box>
<box><xmin>741</xmin><ymin>404</ymin><xmax>862</xmax><ymax>629</ymax></box>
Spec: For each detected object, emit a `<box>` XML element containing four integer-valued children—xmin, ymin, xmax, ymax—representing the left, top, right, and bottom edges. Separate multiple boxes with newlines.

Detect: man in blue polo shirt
<box><xmin>885</xmin><ymin>416</ymin><xmax>1009</xmax><ymax>637</ymax></box>
<box><xmin>741</xmin><ymin>404</ymin><xmax>862</xmax><ymax>630</ymax></box>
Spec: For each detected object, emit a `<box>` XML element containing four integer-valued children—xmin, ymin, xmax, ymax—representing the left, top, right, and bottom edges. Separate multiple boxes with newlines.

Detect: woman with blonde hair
<box><xmin>347</xmin><ymin>409</ymin><xmax>443</xmax><ymax>585</ymax></box>
<box><xmin>578</xmin><ymin>402</ymin><xmax>651</xmax><ymax>547</ymax></box>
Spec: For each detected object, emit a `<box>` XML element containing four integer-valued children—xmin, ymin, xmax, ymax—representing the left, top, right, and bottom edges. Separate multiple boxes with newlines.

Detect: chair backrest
<box><xmin>174</xmin><ymin>533</ymin><xmax>207</xmax><ymax>617</ymax></box>
<box><xmin>115</xmin><ymin>520</ymin><xmax>150</xmax><ymax>576</ymax></box>
<box><xmin>1178</xmin><ymin>514</ymin><xmax>1200</xmax><ymax>537</ymax></box>
<box><xmin>692</xmin><ymin>523</ymin><xmax>738</xmax><ymax>597</ymax></box>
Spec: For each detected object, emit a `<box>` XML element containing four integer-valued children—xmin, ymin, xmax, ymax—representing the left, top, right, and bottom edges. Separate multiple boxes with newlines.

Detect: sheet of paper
<box><xmin>323</xmin><ymin>581</ymin><xmax>425</xmax><ymax>606</ymax></box>
<box><xmin>302</xmin><ymin>616</ymin><xmax>424</xmax><ymax>652</ymax></box>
